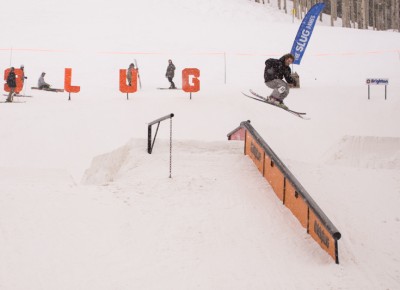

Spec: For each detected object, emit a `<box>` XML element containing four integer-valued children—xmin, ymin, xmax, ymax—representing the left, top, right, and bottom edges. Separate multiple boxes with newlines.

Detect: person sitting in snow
<box><xmin>264</xmin><ymin>53</ymin><xmax>297</xmax><ymax>110</ymax></box>
<box><xmin>38</xmin><ymin>72</ymin><xmax>50</xmax><ymax>89</ymax></box>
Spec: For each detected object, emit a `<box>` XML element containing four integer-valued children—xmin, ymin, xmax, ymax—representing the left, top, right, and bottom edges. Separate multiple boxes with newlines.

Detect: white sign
<box><xmin>366</xmin><ymin>78</ymin><xmax>389</xmax><ymax>85</ymax></box>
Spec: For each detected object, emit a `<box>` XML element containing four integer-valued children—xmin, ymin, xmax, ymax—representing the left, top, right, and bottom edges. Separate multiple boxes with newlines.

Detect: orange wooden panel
<box><xmin>229</xmin><ymin>127</ymin><xmax>246</xmax><ymax>141</ymax></box>
<box><xmin>309</xmin><ymin>210</ymin><xmax>337</xmax><ymax>261</ymax></box>
<box><xmin>64</xmin><ymin>68</ymin><xmax>80</xmax><ymax>93</ymax></box>
<box><xmin>245</xmin><ymin>131</ymin><xmax>264</xmax><ymax>175</ymax></box>
<box><xmin>284</xmin><ymin>181</ymin><xmax>308</xmax><ymax>228</ymax></box>
<box><xmin>263</xmin><ymin>155</ymin><xmax>284</xmax><ymax>201</ymax></box>
<box><xmin>119</xmin><ymin>69</ymin><xmax>137</xmax><ymax>93</ymax></box>
<box><xmin>182</xmin><ymin>68</ymin><xmax>200</xmax><ymax>92</ymax></box>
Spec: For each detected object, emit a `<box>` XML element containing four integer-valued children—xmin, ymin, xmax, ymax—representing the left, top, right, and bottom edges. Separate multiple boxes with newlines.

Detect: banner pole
<box><xmin>224</xmin><ymin>52</ymin><xmax>227</xmax><ymax>85</ymax></box>
<box><xmin>9</xmin><ymin>47</ymin><xmax>13</xmax><ymax>67</ymax></box>
<box><xmin>385</xmin><ymin>85</ymin><xmax>387</xmax><ymax>100</ymax></box>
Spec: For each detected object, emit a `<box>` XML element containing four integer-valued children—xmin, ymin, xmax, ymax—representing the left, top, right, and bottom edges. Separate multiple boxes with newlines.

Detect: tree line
<box><xmin>252</xmin><ymin>0</ymin><xmax>400</xmax><ymax>31</ymax></box>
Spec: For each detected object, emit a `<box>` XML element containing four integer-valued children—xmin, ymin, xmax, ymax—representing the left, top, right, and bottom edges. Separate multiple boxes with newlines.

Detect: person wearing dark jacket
<box><xmin>165</xmin><ymin>59</ymin><xmax>176</xmax><ymax>89</ymax></box>
<box><xmin>6</xmin><ymin>67</ymin><xmax>17</xmax><ymax>102</ymax></box>
<box><xmin>264</xmin><ymin>53</ymin><xmax>297</xmax><ymax>109</ymax></box>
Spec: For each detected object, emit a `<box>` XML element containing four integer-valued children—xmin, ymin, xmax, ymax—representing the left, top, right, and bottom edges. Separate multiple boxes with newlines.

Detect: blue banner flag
<box><xmin>290</xmin><ymin>3</ymin><xmax>325</xmax><ymax>65</ymax></box>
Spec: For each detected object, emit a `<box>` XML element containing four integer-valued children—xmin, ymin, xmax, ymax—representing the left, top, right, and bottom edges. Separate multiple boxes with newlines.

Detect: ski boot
<box><xmin>267</xmin><ymin>96</ymin><xmax>288</xmax><ymax>110</ymax></box>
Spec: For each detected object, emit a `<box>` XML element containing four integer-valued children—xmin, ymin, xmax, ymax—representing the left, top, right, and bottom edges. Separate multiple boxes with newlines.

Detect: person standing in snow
<box><xmin>264</xmin><ymin>53</ymin><xmax>297</xmax><ymax>109</ymax></box>
<box><xmin>38</xmin><ymin>72</ymin><xmax>50</xmax><ymax>89</ymax></box>
<box><xmin>165</xmin><ymin>59</ymin><xmax>176</xmax><ymax>89</ymax></box>
<box><xmin>20</xmin><ymin>65</ymin><xmax>27</xmax><ymax>84</ymax></box>
<box><xmin>15</xmin><ymin>64</ymin><xmax>28</xmax><ymax>94</ymax></box>
<box><xmin>5</xmin><ymin>67</ymin><xmax>17</xmax><ymax>102</ymax></box>
<box><xmin>126</xmin><ymin>63</ymin><xmax>137</xmax><ymax>86</ymax></box>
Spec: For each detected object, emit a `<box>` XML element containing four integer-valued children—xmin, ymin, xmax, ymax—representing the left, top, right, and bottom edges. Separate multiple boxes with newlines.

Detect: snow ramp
<box><xmin>82</xmin><ymin>133</ymin><xmax>340</xmax><ymax>265</ymax></box>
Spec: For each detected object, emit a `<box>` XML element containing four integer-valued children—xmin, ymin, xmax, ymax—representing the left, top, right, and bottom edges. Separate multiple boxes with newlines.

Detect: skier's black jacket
<box><xmin>166</xmin><ymin>63</ymin><xmax>176</xmax><ymax>78</ymax></box>
<box><xmin>264</xmin><ymin>56</ymin><xmax>295</xmax><ymax>84</ymax></box>
<box><xmin>6</xmin><ymin>71</ymin><xmax>16</xmax><ymax>88</ymax></box>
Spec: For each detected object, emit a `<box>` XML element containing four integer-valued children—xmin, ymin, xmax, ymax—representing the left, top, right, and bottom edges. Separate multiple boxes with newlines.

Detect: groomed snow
<box><xmin>1</xmin><ymin>0</ymin><xmax>400</xmax><ymax>289</ymax></box>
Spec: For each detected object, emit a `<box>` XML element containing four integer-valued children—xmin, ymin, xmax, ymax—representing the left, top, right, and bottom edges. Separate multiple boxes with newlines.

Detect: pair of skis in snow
<box><xmin>0</xmin><ymin>100</ymin><xmax>26</xmax><ymax>103</ymax></box>
<box><xmin>3</xmin><ymin>93</ymin><xmax>32</xmax><ymax>98</ymax></box>
<box><xmin>2</xmin><ymin>87</ymin><xmax>64</xmax><ymax>103</ymax></box>
<box><xmin>157</xmin><ymin>87</ymin><xmax>182</xmax><ymax>90</ymax></box>
<box><xmin>1</xmin><ymin>92</ymin><xmax>30</xmax><ymax>103</ymax></box>
<box><xmin>31</xmin><ymin>87</ymin><xmax>64</xmax><ymax>93</ymax></box>
<box><xmin>134</xmin><ymin>59</ymin><xmax>142</xmax><ymax>89</ymax></box>
<box><xmin>243</xmin><ymin>90</ymin><xmax>309</xmax><ymax>119</ymax></box>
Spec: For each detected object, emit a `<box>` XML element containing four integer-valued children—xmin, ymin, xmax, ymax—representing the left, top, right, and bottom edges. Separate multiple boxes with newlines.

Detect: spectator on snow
<box><xmin>6</xmin><ymin>67</ymin><xmax>17</xmax><ymax>102</ymax></box>
<box><xmin>126</xmin><ymin>63</ymin><xmax>137</xmax><ymax>86</ymax></box>
<box><xmin>165</xmin><ymin>59</ymin><xmax>176</xmax><ymax>89</ymax></box>
<box><xmin>15</xmin><ymin>64</ymin><xmax>28</xmax><ymax>94</ymax></box>
<box><xmin>20</xmin><ymin>65</ymin><xmax>27</xmax><ymax>83</ymax></box>
<box><xmin>38</xmin><ymin>72</ymin><xmax>50</xmax><ymax>89</ymax></box>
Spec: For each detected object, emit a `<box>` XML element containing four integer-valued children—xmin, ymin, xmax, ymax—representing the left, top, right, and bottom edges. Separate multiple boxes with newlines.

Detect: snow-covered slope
<box><xmin>1</xmin><ymin>0</ymin><xmax>400</xmax><ymax>289</ymax></box>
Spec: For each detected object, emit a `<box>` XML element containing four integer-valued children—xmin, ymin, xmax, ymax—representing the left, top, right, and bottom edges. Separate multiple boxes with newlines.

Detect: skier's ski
<box><xmin>249</xmin><ymin>90</ymin><xmax>306</xmax><ymax>114</ymax></box>
<box><xmin>3</xmin><ymin>93</ymin><xmax>33</xmax><ymax>98</ymax></box>
<box><xmin>243</xmin><ymin>90</ymin><xmax>308</xmax><ymax>119</ymax></box>
<box><xmin>134</xmin><ymin>59</ymin><xmax>142</xmax><ymax>89</ymax></box>
<box><xmin>0</xmin><ymin>100</ymin><xmax>26</xmax><ymax>103</ymax></box>
<box><xmin>31</xmin><ymin>87</ymin><xmax>64</xmax><ymax>92</ymax></box>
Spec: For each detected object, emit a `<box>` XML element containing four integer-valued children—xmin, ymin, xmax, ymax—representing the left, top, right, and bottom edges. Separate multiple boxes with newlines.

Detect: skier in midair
<box><xmin>264</xmin><ymin>53</ymin><xmax>297</xmax><ymax>110</ymax></box>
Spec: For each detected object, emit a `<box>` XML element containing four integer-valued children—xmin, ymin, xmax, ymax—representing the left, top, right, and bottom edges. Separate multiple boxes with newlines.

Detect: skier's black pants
<box><xmin>168</xmin><ymin>77</ymin><xmax>175</xmax><ymax>88</ymax></box>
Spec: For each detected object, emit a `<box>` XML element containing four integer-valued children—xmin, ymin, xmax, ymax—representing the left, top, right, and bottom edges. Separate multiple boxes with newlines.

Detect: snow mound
<box><xmin>81</xmin><ymin>138</ymin><xmax>246</xmax><ymax>185</ymax></box>
<box><xmin>81</xmin><ymin>143</ymin><xmax>132</xmax><ymax>185</ymax></box>
<box><xmin>326</xmin><ymin>136</ymin><xmax>400</xmax><ymax>170</ymax></box>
